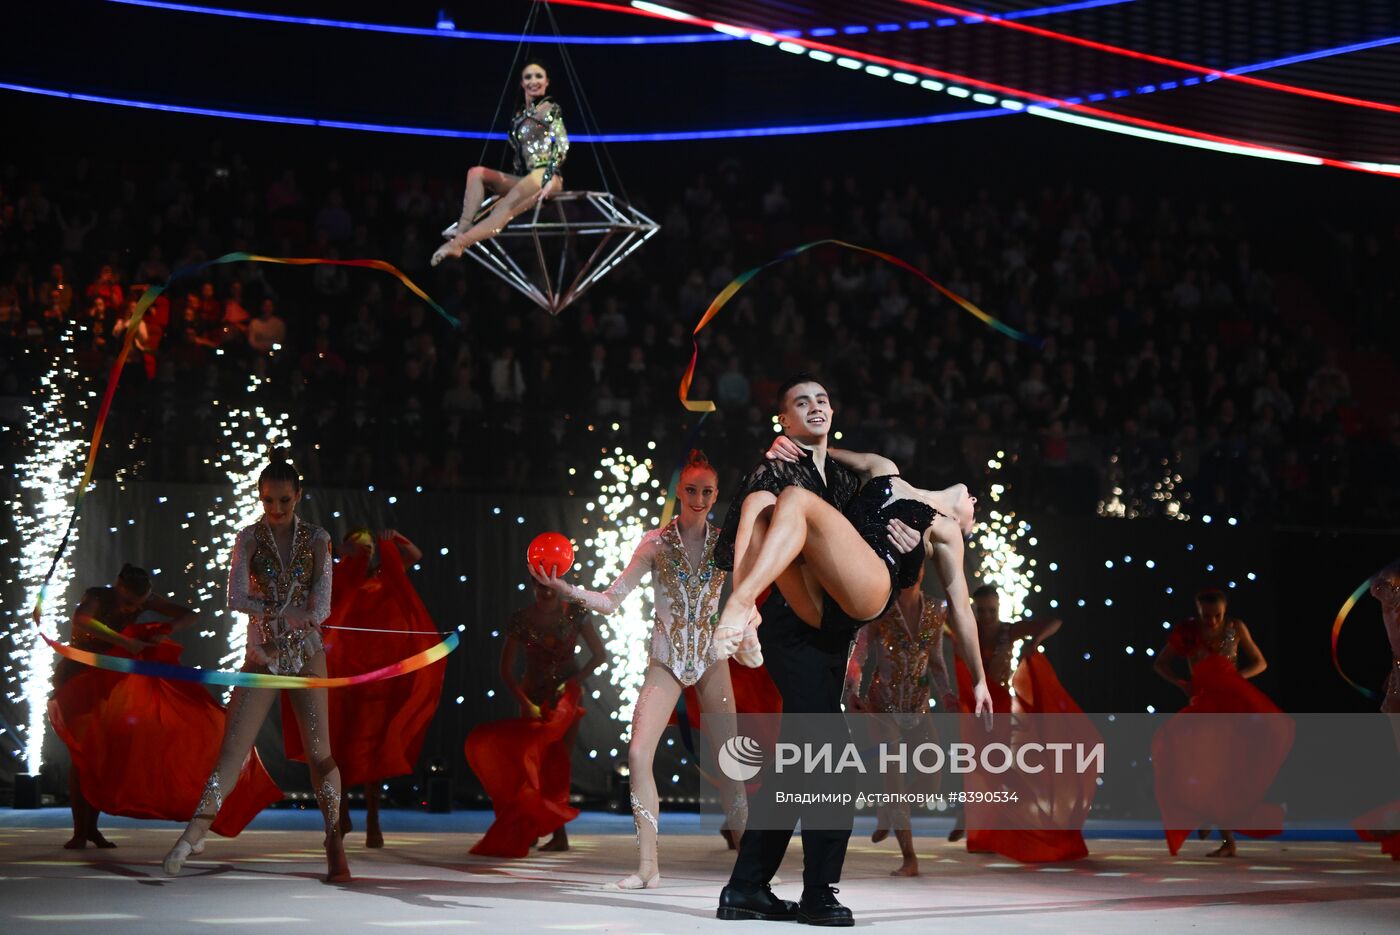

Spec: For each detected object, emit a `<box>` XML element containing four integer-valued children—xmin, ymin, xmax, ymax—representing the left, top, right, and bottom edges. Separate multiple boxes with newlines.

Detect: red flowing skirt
<box><xmin>464</xmin><ymin>682</ymin><xmax>584</xmax><ymax>857</ymax></box>
<box><xmin>957</xmin><ymin>654</ymin><xmax>1095</xmax><ymax>862</ymax></box>
<box><xmin>1152</xmin><ymin>655</ymin><xmax>1294</xmax><ymax>855</ymax></box>
<box><xmin>49</xmin><ymin>624</ymin><xmax>282</xmax><ymax>836</ymax></box>
<box><xmin>282</xmin><ymin>543</ymin><xmax>446</xmax><ymax>786</ymax></box>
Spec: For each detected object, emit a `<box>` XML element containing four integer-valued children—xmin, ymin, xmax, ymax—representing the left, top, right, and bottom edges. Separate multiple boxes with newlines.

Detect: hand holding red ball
<box><xmin>527</xmin><ymin>532</ymin><xmax>574</xmax><ymax>578</ymax></box>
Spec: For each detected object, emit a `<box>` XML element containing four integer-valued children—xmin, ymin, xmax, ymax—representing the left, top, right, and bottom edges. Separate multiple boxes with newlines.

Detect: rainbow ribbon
<box><xmin>679</xmin><ymin>239</ymin><xmax>1039</xmax><ymax>413</ymax></box>
<box><xmin>1330</xmin><ymin>568</ymin><xmax>1388</xmax><ymax>701</ymax></box>
<box><xmin>43</xmin><ymin>628</ymin><xmax>458</xmax><ymax>690</ymax></box>
<box><xmin>31</xmin><ymin>252</ymin><xmax>461</xmax><ymax>686</ymax></box>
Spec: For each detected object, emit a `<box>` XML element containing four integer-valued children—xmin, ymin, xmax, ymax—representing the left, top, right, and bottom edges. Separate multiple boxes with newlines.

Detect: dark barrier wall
<box><xmin>4</xmin><ymin>482</ymin><xmax>1393</xmax><ymax>802</ymax></box>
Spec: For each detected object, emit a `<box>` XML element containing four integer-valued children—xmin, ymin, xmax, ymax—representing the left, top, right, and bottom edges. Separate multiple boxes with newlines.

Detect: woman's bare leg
<box><xmin>717</xmin><ymin>486</ymin><xmax>891</xmax><ymax>644</ymax></box>
<box><xmin>365</xmin><ymin>785</ymin><xmax>383</xmax><ymax>848</ymax></box>
<box><xmin>432</xmin><ymin>170</ymin><xmax>562</xmax><ymax>265</ymax></box>
<box><xmin>696</xmin><ymin>661</ymin><xmax>748</xmax><ymax>845</ymax></box>
<box><xmin>730</xmin><ymin>490</ymin><xmax>822</xmax><ymax>628</ymax></box>
<box><xmin>610</xmin><ymin>663</ymin><xmax>683</xmax><ymax>888</ymax></box>
<box><xmin>285</xmin><ymin>652</ymin><xmax>349</xmax><ymax>882</ymax></box>
<box><xmin>64</xmin><ymin>772</ymin><xmax>90</xmax><ymax>849</ymax></box>
<box><xmin>456</xmin><ymin>167</ymin><xmax>518</xmax><ymax>230</ymax></box>
<box><xmin>164</xmin><ymin>684</ymin><xmax>278</xmax><ymax>873</ymax></box>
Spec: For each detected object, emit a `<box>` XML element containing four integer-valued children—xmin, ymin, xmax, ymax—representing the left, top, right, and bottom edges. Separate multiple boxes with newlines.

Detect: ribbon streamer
<box><xmin>30</xmin><ymin>252</ymin><xmax>461</xmax><ymax>684</ymax></box>
<box><xmin>43</xmin><ymin>629</ymin><xmax>458</xmax><ymax>690</ymax></box>
<box><xmin>1330</xmin><ymin>566</ymin><xmax>1391</xmax><ymax>701</ymax></box>
<box><xmin>679</xmin><ymin>239</ymin><xmax>1039</xmax><ymax>413</ymax></box>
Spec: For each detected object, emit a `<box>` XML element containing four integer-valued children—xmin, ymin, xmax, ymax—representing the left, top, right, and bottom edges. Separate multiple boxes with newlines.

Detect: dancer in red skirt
<box><xmin>50</xmin><ymin>564</ymin><xmax>281</xmax><ymax>848</ymax></box>
<box><xmin>465</xmin><ymin>578</ymin><xmax>604</xmax><ymax>857</ymax></box>
<box><xmin>282</xmin><ymin>528</ymin><xmax>444</xmax><ymax>848</ymax></box>
<box><xmin>1152</xmin><ymin>587</ymin><xmax>1290</xmax><ymax>857</ymax></box>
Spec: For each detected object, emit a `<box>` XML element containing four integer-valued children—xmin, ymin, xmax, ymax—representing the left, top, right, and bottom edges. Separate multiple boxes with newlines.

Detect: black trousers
<box><xmin>727</xmin><ymin>592</ymin><xmax>857</xmax><ymax>891</ymax></box>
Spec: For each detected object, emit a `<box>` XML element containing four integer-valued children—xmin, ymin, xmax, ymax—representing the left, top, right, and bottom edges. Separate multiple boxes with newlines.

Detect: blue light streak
<box><xmin>0</xmin><ymin>81</ymin><xmax>1010</xmax><ymax>141</ymax></box>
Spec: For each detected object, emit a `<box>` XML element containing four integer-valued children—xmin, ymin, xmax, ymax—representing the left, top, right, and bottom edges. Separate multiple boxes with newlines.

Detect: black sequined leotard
<box><xmin>822</xmin><ymin>475</ymin><xmax>937</xmax><ymax>635</ymax></box>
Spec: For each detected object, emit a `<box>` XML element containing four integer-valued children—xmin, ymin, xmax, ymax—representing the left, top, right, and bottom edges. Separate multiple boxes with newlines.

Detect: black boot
<box><xmin>798</xmin><ymin>886</ymin><xmax>854</xmax><ymax>927</ymax></box>
<box><xmin>716</xmin><ymin>884</ymin><xmax>800</xmax><ymax>922</ymax></box>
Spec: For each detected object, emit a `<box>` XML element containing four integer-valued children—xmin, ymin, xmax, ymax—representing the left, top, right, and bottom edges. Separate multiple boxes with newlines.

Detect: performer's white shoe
<box><xmin>441</xmin><ymin>221</ymin><xmax>461</xmax><ymax>239</ymax></box>
<box><xmin>607</xmin><ymin>871</ymin><xmax>661</xmax><ymax>890</ymax></box>
<box><xmin>162</xmin><ymin>837</ymin><xmax>204</xmax><ymax>876</ymax></box>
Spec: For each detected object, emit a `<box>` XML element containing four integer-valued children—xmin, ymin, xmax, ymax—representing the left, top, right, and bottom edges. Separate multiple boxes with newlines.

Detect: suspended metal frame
<box><xmin>462</xmin><ymin>190</ymin><xmax>659</xmax><ymax>315</ymax></box>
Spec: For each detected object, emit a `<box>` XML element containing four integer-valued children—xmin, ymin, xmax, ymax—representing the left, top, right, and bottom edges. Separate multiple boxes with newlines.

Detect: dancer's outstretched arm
<box><xmin>925</xmin><ymin>521</ymin><xmax>995</xmax><ymax>725</ymax></box>
<box><xmin>529</xmin><ymin>532</ymin><xmax>658</xmax><ymax>615</ymax></box>
<box><xmin>766</xmin><ymin>435</ymin><xmax>896</xmax><ymax>481</ymax></box>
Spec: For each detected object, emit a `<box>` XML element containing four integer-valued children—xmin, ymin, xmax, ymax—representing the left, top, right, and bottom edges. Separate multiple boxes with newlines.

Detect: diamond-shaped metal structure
<box><xmin>460</xmin><ymin>191</ymin><xmax>659</xmax><ymax>316</ymax></box>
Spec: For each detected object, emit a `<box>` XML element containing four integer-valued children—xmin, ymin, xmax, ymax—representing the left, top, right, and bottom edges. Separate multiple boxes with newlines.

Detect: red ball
<box><xmin>527</xmin><ymin>532</ymin><xmax>574</xmax><ymax>577</ymax></box>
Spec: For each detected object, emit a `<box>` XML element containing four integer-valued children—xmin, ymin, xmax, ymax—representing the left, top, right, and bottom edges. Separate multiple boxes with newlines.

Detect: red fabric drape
<box><xmin>49</xmin><ymin>622</ymin><xmax>282</xmax><ymax>836</ymax></box>
<box><xmin>282</xmin><ymin>538</ymin><xmax>446</xmax><ymax>786</ymax></box>
<box><xmin>464</xmin><ymin>682</ymin><xmax>584</xmax><ymax>858</ymax></box>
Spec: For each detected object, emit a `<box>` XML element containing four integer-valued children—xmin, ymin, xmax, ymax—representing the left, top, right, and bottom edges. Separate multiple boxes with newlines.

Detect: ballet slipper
<box><xmin>163</xmin><ymin>839</ymin><xmax>195</xmax><ymax>876</ymax></box>
<box><xmin>441</xmin><ymin>220</ymin><xmax>462</xmax><ymax>239</ymax></box>
<box><xmin>430</xmin><ymin>235</ymin><xmax>469</xmax><ymax>268</ymax></box>
<box><xmin>607</xmin><ymin>870</ymin><xmax>661</xmax><ymax>890</ymax></box>
<box><xmin>88</xmin><ymin>831</ymin><xmax>117</xmax><ymax>849</ymax></box>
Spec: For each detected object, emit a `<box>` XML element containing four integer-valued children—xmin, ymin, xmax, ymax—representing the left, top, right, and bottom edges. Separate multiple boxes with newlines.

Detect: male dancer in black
<box><xmin>713</xmin><ymin>374</ymin><xmax>916</xmax><ymax>926</ymax></box>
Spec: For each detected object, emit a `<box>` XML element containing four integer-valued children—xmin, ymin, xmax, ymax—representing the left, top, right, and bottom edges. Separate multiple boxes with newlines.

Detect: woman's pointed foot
<box><xmin>365</xmin><ymin>827</ymin><xmax>384</xmax><ymax>849</ymax></box>
<box><xmin>88</xmin><ymin>831</ymin><xmax>117</xmax><ymax>849</ymax></box>
<box><xmin>871</xmin><ymin>826</ymin><xmax>889</xmax><ymax>844</ymax></box>
<box><xmin>720</xmin><ymin>827</ymin><xmax>737</xmax><ymax>850</ymax></box>
<box><xmin>62</xmin><ymin>835</ymin><xmax>86</xmax><ymax>850</ymax></box>
<box><xmin>891</xmin><ymin>859</ymin><xmax>919</xmax><ymax>877</ymax></box>
<box><xmin>538</xmin><ymin>833</ymin><xmax>569</xmax><ymax>852</ymax></box>
<box><xmin>324</xmin><ymin>834</ymin><xmax>351</xmax><ymax>883</ymax></box>
<box><xmin>607</xmin><ymin>870</ymin><xmax>660</xmax><ymax>890</ymax></box>
<box><xmin>430</xmin><ymin>235</ymin><xmax>469</xmax><ymax>267</ymax></box>
<box><xmin>163</xmin><ymin>839</ymin><xmax>195</xmax><ymax>876</ymax></box>
<box><xmin>1206</xmin><ymin>841</ymin><xmax>1236</xmax><ymax>858</ymax></box>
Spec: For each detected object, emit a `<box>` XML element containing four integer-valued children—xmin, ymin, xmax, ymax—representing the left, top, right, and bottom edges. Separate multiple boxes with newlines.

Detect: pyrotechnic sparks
<box><xmin>6</xmin><ymin>327</ymin><xmax>90</xmax><ymax>773</ymax></box>
<box><xmin>974</xmin><ymin>453</ymin><xmax>1036</xmax><ymax>666</ymax></box>
<box><xmin>581</xmin><ymin>447</ymin><xmax>661</xmax><ymax>741</ymax></box>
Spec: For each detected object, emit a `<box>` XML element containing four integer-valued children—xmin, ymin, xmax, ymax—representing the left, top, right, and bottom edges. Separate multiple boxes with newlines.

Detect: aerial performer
<box><xmin>431</xmin><ymin>60</ymin><xmax>568</xmax><ymax>267</ymax></box>
<box><xmin>465</xmin><ymin>567</ymin><xmax>604</xmax><ymax>857</ymax></box>
<box><xmin>281</xmin><ymin>528</ymin><xmax>444</xmax><ymax>849</ymax></box>
<box><xmin>712</xmin><ymin>374</ymin><xmax>992</xmax><ymax>926</ymax></box>
<box><xmin>49</xmin><ymin>564</ymin><xmax>280</xmax><ymax>848</ymax></box>
<box><xmin>530</xmin><ymin>450</ymin><xmax>756</xmax><ymax>890</ymax></box>
<box><xmin>162</xmin><ymin>455</ymin><xmax>350</xmax><ymax>883</ymax></box>
<box><xmin>1152</xmin><ymin>587</ymin><xmax>1291</xmax><ymax>857</ymax></box>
